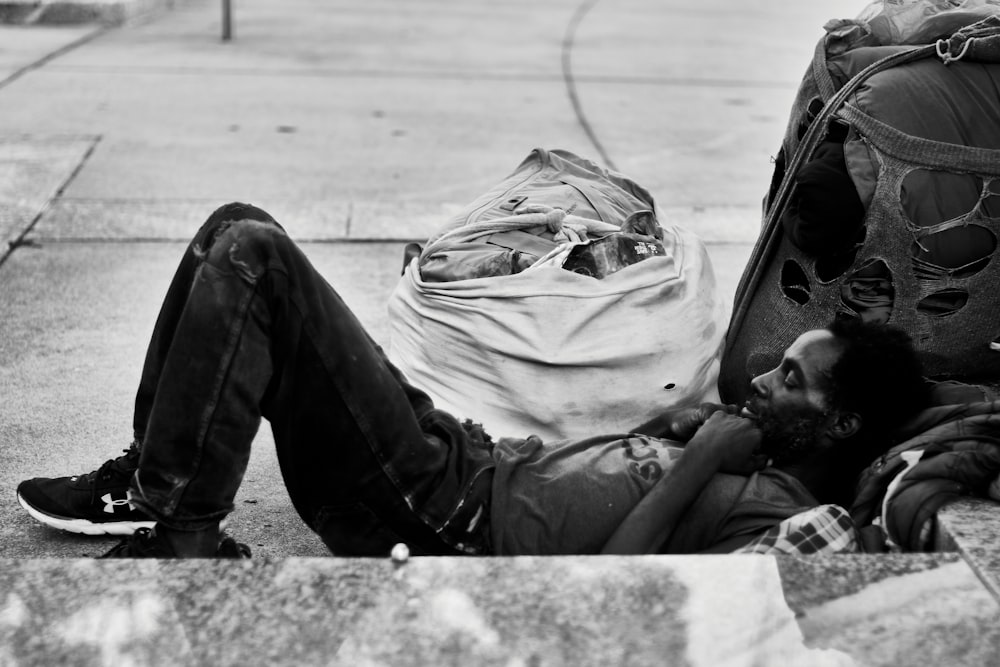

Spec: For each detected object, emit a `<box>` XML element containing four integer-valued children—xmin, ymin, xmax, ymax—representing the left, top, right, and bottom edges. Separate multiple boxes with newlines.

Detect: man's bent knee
<box><xmin>192</xmin><ymin>201</ymin><xmax>278</xmax><ymax>254</ymax></box>
<box><xmin>194</xmin><ymin>213</ymin><xmax>286</xmax><ymax>285</ymax></box>
<box><xmin>201</xmin><ymin>202</ymin><xmax>276</xmax><ymax>234</ymax></box>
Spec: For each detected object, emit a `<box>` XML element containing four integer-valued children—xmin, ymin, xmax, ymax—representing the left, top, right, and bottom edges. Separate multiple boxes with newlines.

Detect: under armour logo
<box><xmin>101</xmin><ymin>493</ymin><xmax>134</xmax><ymax>515</ymax></box>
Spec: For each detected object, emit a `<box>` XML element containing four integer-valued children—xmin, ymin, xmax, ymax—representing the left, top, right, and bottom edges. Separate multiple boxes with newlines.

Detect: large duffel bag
<box><xmin>720</xmin><ymin>6</ymin><xmax>1000</xmax><ymax>405</ymax></box>
<box><xmin>388</xmin><ymin>148</ymin><xmax>726</xmax><ymax>441</ymax></box>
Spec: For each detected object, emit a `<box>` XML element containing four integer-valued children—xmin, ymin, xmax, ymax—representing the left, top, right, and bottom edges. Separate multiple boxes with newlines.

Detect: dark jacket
<box><xmin>851</xmin><ymin>383</ymin><xmax>1000</xmax><ymax>551</ymax></box>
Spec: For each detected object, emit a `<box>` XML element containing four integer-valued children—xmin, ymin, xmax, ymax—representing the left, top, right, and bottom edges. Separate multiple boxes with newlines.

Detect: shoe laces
<box><xmin>86</xmin><ymin>441</ymin><xmax>141</xmax><ymax>506</ymax></box>
<box><xmin>87</xmin><ymin>441</ymin><xmax>141</xmax><ymax>484</ymax></box>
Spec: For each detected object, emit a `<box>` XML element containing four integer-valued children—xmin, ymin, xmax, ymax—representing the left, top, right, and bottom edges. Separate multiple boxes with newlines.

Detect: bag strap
<box><xmin>812</xmin><ymin>37</ymin><xmax>839</xmax><ymax>102</ymax></box>
<box><xmin>838</xmin><ymin>103</ymin><xmax>1000</xmax><ymax>175</ymax></box>
<box><xmin>727</xmin><ymin>42</ymin><xmax>937</xmax><ymax>340</ymax></box>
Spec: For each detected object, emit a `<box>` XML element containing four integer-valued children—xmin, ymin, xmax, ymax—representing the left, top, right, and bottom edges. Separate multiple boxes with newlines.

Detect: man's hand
<box><xmin>632</xmin><ymin>402</ymin><xmax>739</xmax><ymax>441</ymax></box>
<box><xmin>684</xmin><ymin>412</ymin><xmax>766</xmax><ymax>475</ymax></box>
<box><xmin>603</xmin><ymin>410</ymin><xmax>762</xmax><ymax>555</ymax></box>
<box><xmin>668</xmin><ymin>402</ymin><xmax>740</xmax><ymax>441</ymax></box>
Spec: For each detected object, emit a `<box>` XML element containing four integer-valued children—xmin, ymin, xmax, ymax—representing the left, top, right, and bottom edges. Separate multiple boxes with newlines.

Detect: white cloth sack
<box><xmin>388</xmin><ymin>222</ymin><xmax>726</xmax><ymax>441</ymax></box>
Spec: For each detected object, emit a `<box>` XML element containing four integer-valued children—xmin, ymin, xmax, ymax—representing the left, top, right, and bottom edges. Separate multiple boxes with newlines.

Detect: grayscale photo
<box><xmin>1</xmin><ymin>0</ymin><xmax>999</xmax><ymax>664</ymax></box>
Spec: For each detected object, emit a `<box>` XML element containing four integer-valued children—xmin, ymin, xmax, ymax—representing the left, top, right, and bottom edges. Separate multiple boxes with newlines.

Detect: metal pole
<box><xmin>222</xmin><ymin>0</ymin><xmax>232</xmax><ymax>41</ymax></box>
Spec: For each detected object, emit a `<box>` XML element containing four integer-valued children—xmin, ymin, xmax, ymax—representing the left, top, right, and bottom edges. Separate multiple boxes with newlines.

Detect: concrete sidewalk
<box><xmin>2</xmin><ymin>1</ymin><xmax>998</xmax><ymax>664</ymax></box>
<box><xmin>0</xmin><ymin>0</ymin><xmax>865</xmax><ymax>559</ymax></box>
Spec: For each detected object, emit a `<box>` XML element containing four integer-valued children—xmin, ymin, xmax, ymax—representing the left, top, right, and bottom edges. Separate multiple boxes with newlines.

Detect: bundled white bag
<box><xmin>388</xmin><ymin>149</ymin><xmax>726</xmax><ymax>442</ymax></box>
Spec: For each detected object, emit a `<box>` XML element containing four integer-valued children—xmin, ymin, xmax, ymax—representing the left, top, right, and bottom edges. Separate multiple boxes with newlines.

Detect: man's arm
<box><xmin>601</xmin><ymin>413</ymin><xmax>764</xmax><ymax>555</ymax></box>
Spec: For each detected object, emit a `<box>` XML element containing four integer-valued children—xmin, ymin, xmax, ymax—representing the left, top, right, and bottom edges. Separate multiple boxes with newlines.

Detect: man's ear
<box><xmin>827</xmin><ymin>411</ymin><xmax>862</xmax><ymax>440</ymax></box>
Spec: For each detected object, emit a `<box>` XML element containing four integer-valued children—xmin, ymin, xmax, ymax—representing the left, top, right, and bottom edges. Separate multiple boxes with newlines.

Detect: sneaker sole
<box><xmin>16</xmin><ymin>492</ymin><xmax>155</xmax><ymax>536</ymax></box>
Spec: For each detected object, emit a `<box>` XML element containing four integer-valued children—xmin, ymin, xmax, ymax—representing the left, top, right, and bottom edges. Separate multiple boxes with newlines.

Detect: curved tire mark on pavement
<box><xmin>561</xmin><ymin>0</ymin><xmax>618</xmax><ymax>171</ymax></box>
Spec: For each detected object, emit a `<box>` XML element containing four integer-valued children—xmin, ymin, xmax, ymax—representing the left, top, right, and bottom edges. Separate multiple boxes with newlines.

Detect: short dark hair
<box><xmin>816</xmin><ymin>317</ymin><xmax>927</xmax><ymax>507</ymax></box>
<box><xmin>824</xmin><ymin>317</ymin><xmax>927</xmax><ymax>438</ymax></box>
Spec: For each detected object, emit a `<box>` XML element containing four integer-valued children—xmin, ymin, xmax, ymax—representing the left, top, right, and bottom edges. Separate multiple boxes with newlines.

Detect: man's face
<box><xmin>743</xmin><ymin>329</ymin><xmax>844</xmax><ymax>464</ymax></box>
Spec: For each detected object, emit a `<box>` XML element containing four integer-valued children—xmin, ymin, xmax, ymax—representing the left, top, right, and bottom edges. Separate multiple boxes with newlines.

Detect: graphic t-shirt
<box><xmin>489</xmin><ymin>434</ymin><xmax>817</xmax><ymax>555</ymax></box>
<box><xmin>660</xmin><ymin>467</ymin><xmax>818</xmax><ymax>554</ymax></box>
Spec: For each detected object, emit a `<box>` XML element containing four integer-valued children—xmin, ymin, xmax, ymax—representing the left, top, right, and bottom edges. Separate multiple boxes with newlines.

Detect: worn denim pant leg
<box><xmin>128</xmin><ymin>203</ymin><xmax>495</xmax><ymax>555</ymax></box>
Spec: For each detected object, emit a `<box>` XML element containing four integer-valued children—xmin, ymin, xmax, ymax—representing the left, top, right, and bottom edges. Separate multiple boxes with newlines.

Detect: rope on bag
<box><xmin>517</xmin><ymin>204</ymin><xmax>620</xmax><ymax>244</ymax></box>
<box><xmin>421</xmin><ymin>204</ymin><xmax>620</xmax><ymax>259</ymax></box>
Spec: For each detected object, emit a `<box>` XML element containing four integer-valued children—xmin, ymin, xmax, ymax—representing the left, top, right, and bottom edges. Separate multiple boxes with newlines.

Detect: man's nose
<box><xmin>750</xmin><ymin>371</ymin><xmax>770</xmax><ymax>398</ymax></box>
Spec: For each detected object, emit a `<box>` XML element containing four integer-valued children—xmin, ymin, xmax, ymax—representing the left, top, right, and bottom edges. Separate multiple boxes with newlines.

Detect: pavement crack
<box><xmin>7</xmin><ymin>237</ymin><xmax>41</xmax><ymax>248</ymax></box>
<box><xmin>0</xmin><ymin>136</ymin><xmax>102</xmax><ymax>270</ymax></box>
<box><xmin>36</xmin><ymin>64</ymin><xmax>798</xmax><ymax>90</ymax></box>
<box><xmin>0</xmin><ymin>27</ymin><xmax>109</xmax><ymax>93</ymax></box>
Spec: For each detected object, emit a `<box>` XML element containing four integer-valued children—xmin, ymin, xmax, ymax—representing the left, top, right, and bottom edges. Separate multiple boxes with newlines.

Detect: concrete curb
<box><xmin>0</xmin><ymin>0</ymin><xmax>171</xmax><ymax>25</ymax></box>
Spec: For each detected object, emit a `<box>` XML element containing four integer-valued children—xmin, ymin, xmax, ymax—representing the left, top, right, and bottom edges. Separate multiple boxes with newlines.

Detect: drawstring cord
<box><xmin>421</xmin><ymin>204</ymin><xmax>620</xmax><ymax>260</ymax></box>
<box><xmin>936</xmin><ymin>36</ymin><xmax>973</xmax><ymax>65</ymax></box>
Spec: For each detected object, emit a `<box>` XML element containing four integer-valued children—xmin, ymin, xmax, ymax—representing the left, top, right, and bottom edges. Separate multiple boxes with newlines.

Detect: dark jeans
<box><xmin>128</xmin><ymin>203</ymin><xmax>495</xmax><ymax>556</ymax></box>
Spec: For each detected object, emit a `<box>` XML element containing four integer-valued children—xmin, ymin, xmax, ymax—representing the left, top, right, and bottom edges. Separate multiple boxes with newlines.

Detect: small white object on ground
<box><xmin>390</xmin><ymin>543</ymin><xmax>410</xmax><ymax>564</ymax></box>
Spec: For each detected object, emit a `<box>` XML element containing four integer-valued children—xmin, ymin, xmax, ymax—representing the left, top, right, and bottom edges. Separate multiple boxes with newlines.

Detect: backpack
<box><xmin>388</xmin><ymin>148</ymin><xmax>726</xmax><ymax>441</ymax></box>
<box><xmin>719</xmin><ymin>9</ymin><xmax>1000</xmax><ymax>405</ymax></box>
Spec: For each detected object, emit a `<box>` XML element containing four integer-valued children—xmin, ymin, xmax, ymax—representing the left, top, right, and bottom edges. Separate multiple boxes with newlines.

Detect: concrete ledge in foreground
<box><xmin>0</xmin><ymin>554</ymin><xmax>997</xmax><ymax>666</ymax></box>
<box><xmin>937</xmin><ymin>496</ymin><xmax>1000</xmax><ymax>603</ymax></box>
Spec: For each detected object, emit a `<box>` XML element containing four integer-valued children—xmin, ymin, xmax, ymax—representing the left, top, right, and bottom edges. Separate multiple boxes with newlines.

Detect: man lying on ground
<box><xmin>16</xmin><ymin>203</ymin><xmax>928</xmax><ymax>557</ymax></box>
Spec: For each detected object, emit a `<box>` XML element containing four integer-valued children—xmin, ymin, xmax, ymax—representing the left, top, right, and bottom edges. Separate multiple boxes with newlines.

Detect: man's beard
<box><xmin>754</xmin><ymin>405</ymin><xmax>829</xmax><ymax>466</ymax></box>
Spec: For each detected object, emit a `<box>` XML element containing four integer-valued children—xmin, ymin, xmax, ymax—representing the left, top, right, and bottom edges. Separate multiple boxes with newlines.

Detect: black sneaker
<box><xmin>16</xmin><ymin>441</ymin><xmax>155</xmax><ymax>536</ymax></box>
<box><xmin>216</xmin><ymin>534</ymin><xmax>253</xmax><ymax>558</ymax></box>
<box><xmin>101</xmin><ymin>527</ymin><xmax>175</xmax><ymax>557</ymax></box>
<box><xmin>102</xmin><ymin>527</ymin><xmax>252</xmax><ymax>559</ymax></box>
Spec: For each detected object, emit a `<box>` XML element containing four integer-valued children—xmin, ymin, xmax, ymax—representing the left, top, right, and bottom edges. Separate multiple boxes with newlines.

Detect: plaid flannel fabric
<box><xmin>734</xmin><ymin>504</ymin><xmax>859</xmax><ymax>555</ymax></box>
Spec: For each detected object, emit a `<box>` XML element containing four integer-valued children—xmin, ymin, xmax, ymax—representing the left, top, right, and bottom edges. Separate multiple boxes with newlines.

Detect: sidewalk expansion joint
<box><xmin>32</xmin><ymin>64</ymin><xmax>799</xmax><ymax>89</ymax></box>
<box><xmin>0</xmin><ymin>135</ymin><xmax>102</xmax><ymax>270</ymax></box>
<box><xmin>0</xmin><ymin>26</ymin><xmax>108</xmax><ymax>91</ymax></box>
